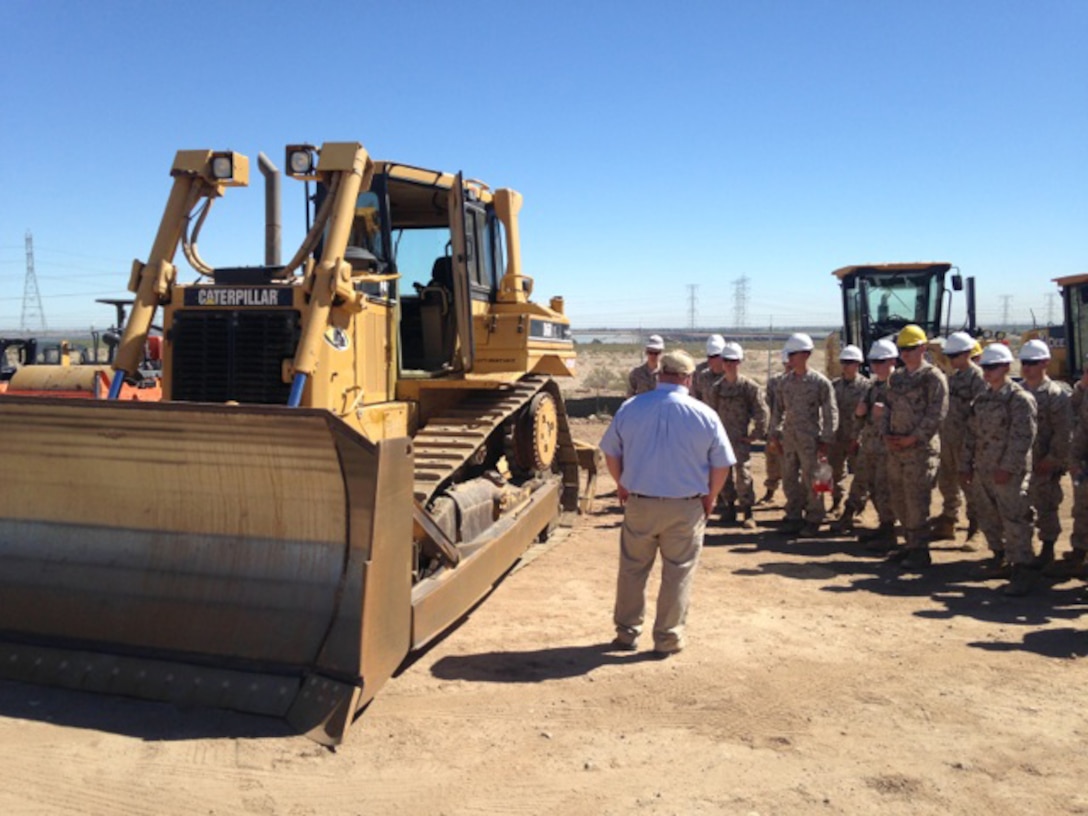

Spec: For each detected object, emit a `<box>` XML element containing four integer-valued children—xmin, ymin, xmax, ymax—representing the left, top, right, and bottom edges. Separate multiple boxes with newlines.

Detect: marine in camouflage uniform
<box><xmin>881</xmin><ymin>327</ymin><xmax>948</xmax><ymax>567</ymax></box>
<box><xmin>759</xmin><ymin>356</ymin><xmax>789</xmax><ymax>504</ymax></box>
<box><xmin>770</xmin><ymin>338</ymin><xmax>838</xmax><ymax>535</ymax></box>
<box><xmin>692</xmin><ymin>335</ymin><xmax>726</xmax><ymax>406</ymax></box>
<box><xmin>713</xmin><ymin>342</ymin><xmax>768</xmax><ymax>528</ymax></box>
<box><xmin>833</xmin><ymin>339</ymin><xmax>897</xmax><ymax>540</ymax></box>
<box><xmin>1019</xmin><ymin>347</ymin><xmax>1072</xmax><ymax>566</ymax></box>
<box><xmin>933</xmin><ymin>344</ymin><xmax>987</xmax><ymax>541</ymax></box>
<box><xmin>627</xmin><ymin>361</ymin><xmax>659</xmax><ymax>397</ymax></box>
<box><xmin>828</xmin><ymin>364</ymin><xmax>871</xmax><ymax>512</ymax></box>
<box><xmin>961</xmin><ymin>345</ymin><xmax>1037</xmax><ymax>594</ymax></box>
<box><xmin>851</xmin><ymin>376</ymin><xmax>897</xmax><ymax>536</ymax></box>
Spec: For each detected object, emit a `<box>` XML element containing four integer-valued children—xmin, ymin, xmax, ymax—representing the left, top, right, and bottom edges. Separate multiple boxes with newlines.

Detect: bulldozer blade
<box><xmin>0</xmin><ymin>396</ymin><xmax>414</xmax><ymax>745</ymax></box>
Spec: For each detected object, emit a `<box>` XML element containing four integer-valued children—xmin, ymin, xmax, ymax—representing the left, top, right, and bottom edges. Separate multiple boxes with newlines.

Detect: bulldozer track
<box><xmin>412</xmin><ymin>376</ymin><xmax>580</xmax><ymax>511</ymax></box>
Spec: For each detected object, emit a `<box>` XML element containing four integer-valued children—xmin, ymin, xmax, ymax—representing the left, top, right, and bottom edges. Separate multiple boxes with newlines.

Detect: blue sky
<box><xmin>0</xmin><ymin>0</ymin><xmax>1084</xmax><ymax>333</ymax></box>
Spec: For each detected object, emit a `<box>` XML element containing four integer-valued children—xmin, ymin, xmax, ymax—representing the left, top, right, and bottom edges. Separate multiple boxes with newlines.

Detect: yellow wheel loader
<box><xmin>0</xmin><ymin>142</ymin><xmax>599</xmax><ymax>744</ymax></box>
<box><xmin>827</xmin><ymin>262</ymin><xmax>978</xmax><ymax>376</ymax></box>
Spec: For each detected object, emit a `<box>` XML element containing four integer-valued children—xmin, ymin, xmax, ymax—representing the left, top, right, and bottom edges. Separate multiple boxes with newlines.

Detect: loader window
<box><xmin>864</xmin><ymin>272</ymin><xmax>942</xmax><ymax>341</ymax></box>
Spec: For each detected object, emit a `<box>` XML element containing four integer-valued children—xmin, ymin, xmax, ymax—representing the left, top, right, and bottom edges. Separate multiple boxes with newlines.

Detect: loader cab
<box><xmin>836</xmin><ymin>262</ymin><xmax>954</xmax><ymax>353</ymax></box>
<box><xmin>1055</xmin><ymin>274</ymin><xmax>1088</xmax><ymax>380</ymax></box>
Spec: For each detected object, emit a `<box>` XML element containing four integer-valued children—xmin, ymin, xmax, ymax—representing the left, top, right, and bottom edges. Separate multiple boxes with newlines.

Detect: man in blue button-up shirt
<box><xmin>600</xmin><ymin>350</ymin><xmax>735</xmax><ymax>657</ymax></box>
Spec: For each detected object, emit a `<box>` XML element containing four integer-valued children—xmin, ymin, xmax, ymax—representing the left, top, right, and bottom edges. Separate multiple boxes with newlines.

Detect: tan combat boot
<box><xmin>1042</xmin><ymin>548</ymin><xmax>1087</xmax><ymax>578</ymax></box>
<box><xmin>929</xmin><ymin>515</ymin><xmax>957</xmax><ymax>542</ymax></box>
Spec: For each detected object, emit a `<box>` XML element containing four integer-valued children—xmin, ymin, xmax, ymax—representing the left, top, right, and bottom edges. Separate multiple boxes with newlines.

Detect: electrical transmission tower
<box><xmin>687</xmin><ymin>284</ymin><xmax>698</xmax><ymax>330</ymax></box>
<box><xmin>999</xmin><ymin>294</ymin><xmax>1012</xmax><ymax>330</ymax></box>
<box><xmin>733</xmin><ymin>274</ymin><xmax>750</xmax><ymax>329</ymax></box>
<box><xmin>1045</xmin><ymin>293</ymin><xmax>1057</xmax><ymax>326</ymax></box>
<box><xmin>21</xmin><ymin>230</ymin><xmax>47</xmax><ymax>332</ymax></box>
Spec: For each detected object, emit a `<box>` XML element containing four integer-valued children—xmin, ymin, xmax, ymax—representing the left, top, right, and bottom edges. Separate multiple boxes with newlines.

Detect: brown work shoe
<box><xmin>798</xmin><ymin>522</ymin><xmax>821</xmax><ymax>537</ymax></box>
<box><xmin>609</xmin><ymin>637</ymin><xmax>637</xmax><ymax>652</ymax></box>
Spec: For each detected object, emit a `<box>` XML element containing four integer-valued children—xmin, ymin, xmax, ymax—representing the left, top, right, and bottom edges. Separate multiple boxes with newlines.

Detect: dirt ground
<box><xmin>3</xmin><ymin>348</ymin><xmax>1088</xmax><ymax>815</ymax></box>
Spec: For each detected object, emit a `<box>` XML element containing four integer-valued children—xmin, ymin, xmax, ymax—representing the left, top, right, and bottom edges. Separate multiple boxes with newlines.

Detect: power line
<box><xmin>21</xmin><ymin>231</ymin><xmax>46</xmax><ymax>332</ymax></box>
<box><xmin>733</xmin><ymin>274</ymin><xmax>750</xmax><ymax>329</ymax></box>
<box><xmin>998</xmin><ymin>294</ymin><xmax>1012</xmax><ymax>328</ymax></box>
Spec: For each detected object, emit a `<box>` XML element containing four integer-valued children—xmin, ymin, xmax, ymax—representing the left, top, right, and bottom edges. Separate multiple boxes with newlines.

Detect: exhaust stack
<box><xmin>258</xmin><ymin>152</ymin><xmax>282</xmax><ymax>266</ymax></box>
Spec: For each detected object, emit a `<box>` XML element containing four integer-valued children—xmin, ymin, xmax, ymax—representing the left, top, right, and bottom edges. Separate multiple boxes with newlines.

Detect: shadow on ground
<box><xmin>0</xmin><ymin>679</ymin><xmax>292</xmax><ymax>742</ymax></box>
<box><xmin>431</xmin><ymin>642</ymin><xmax>668</xmax><ymax>683</ymax></box>
<box><xmin>702</xmin><ymin>514</ymin><xmax>1088</xmax><ymax>654</ymax></box>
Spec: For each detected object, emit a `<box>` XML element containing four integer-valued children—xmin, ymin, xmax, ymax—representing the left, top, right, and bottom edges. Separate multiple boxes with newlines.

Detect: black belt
<box><xmin>629</xmin><ymin>493</ymin><xmax>702</xmax><ymax>500</ymax></box>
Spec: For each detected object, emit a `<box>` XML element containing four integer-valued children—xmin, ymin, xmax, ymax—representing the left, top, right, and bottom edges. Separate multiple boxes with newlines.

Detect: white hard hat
<box><xmin>1019</xmin><ymin>339</ymin><xmax>1051</xmax><ymax>362</ymax></box>
<box><xmin>706</xmin><ymin>334</ymin><xmax>726</xmax><ymax>357</ymax></box>
<box><xmin>944</xmin><ymin>331</ymin><xmax>976</xmax><ymax>356</ymax></box>
<box><xmin>868</xmin><ymin>338</ymin><xmax>898</xmax><ymax>361</ymax></box>
<box><xmin>645</xmin><ymin>334</ymin><xmax>664</xmax><ymax>352</ymax></box>
<box><xmin>784</xmin><ymin>332</ymin><xmax>814</xmax><ymax>354</ymax></box>
<box><xmin>721</xmin><ymin>341</ymin><xmax>744</xmax><ymax>361</ymax></box>
<box><xmin>979</xmin><ymin>343</ymin><xmax>1014</xmax><ymax>366</ymax></box>
<box><xmin>839</xmin><ymin>344</ymin><xmax>863</xmax><ymax>363</ymax></box>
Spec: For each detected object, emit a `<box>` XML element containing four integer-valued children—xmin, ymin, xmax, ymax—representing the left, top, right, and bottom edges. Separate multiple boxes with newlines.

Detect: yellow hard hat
<box><xmin>897</xmin><ymin>324</ymin><xmax>928</xmax><ymax>349</ymax></box>
<box><xmin>971</xmin><ymin>340</ymin><xmax>983</xmax><ymax>357</ymax></box>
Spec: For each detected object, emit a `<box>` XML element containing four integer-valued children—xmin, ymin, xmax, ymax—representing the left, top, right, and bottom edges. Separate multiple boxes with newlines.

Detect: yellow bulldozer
<box><xmin>0</xmin><ymin>142</ymin><xmax>599</xmax><ymax>744</ymax></box>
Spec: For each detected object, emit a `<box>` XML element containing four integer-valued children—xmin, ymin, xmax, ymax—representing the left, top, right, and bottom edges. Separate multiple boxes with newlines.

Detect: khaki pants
<box><xmin>614</xmin><ymin>495</ymin><xmax>706</xmax><ymax>652</ymax></box>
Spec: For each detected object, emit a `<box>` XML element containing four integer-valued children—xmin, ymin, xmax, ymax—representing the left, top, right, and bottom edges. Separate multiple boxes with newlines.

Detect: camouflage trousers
<box><xmin>886</xmin><ymin>444</ymin><xmax>939</xmax><ymax>547</ymax></box>
<box><xmin>782</xmin><ymin>430</ymin><xmax>826</xmax><ymax>524</ymax></box>
<box><xmin>846</xmin><ymin>438</ymin><xmax>895</xmax><ymax>525</ymax></box>
<box><xmin>1070</xmin><ymin>479</ymin><xmax>1088</xmax><ymax>553</ymax></box>
<box><xmin>722</xmin><ymin>441</ymin><xmax>755</xmax><ymax>509</ymax></box>
<box><xmin>937</xmin><ymin>431</ymin><xmax>977</xmax><ymax>524</ymax></box>
<box><xmin>974</xmin><ymin>467</ymin><xmax>1034</xmax><ymax>564</ymax></box>
<box><xmin>827</xmin><ymin>439</ymin><xmax>857</xmax><ymax>507</ymax></box>
<box><xmin>1028</xmin><ymin>470</ymin><xmax>1064</xmax><ymax>544</ymax></box>
<box><xmin>764</xmin><ymin>444</ymin><xmax>782</xmax><ymax>490</ymax></box>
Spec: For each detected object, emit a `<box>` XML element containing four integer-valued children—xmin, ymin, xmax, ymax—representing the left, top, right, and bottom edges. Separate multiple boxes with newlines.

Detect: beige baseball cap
<box><xmin>660</xmin><ymin>350</ymin><xmax>696</xmax><ymax>375</ymax></box>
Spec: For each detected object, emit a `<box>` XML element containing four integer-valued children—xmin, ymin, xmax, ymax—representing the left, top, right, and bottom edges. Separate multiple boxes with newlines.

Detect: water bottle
<box><xmin>813</xmin><ymin>457</ymin><xmax>833</xmax><ymax>494</ymax></box>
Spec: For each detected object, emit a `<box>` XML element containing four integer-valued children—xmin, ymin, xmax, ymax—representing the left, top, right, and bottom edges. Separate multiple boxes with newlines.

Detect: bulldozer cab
<box><xmin>314</xmin><ymin>166</ymin><xmax>510</xmax><ymax>377</ymax></box>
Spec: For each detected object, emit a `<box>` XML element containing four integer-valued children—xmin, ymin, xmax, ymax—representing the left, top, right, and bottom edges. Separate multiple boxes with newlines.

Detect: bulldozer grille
<box><xmin>170</xmin><ymin>309</ymin><xmax>301</xmax><ymax>404</ymax></box>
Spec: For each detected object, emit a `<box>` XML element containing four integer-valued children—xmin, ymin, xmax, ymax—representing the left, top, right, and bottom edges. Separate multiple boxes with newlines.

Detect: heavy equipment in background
<box><xmin>826</xmin><ymin>261</ymin><xmax>978</xmax><ymax>377</ymax></box>
<box><xmin>0</xmin><ymin>141</ymin><xmax>598</xmax><ymax>745</ymax></box>
<box><xmin>1</xmin><ymin>301</ymin><xmax>162</xmax><ymax>399</ymax></box>
<box><xmin>1020</xmin><ymin>272</ymin><xmax>1088</xmax><ymax>382</ymax></box>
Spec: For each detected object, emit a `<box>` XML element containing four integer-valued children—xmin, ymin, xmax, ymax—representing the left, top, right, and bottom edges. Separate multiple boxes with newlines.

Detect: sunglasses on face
<box><xmin>981</xmin><ymin>363</ymin><xmax>1008</xmax><ymax>371</ymax></box>
<box><xmin>1021</xmin><ymin>360</ymin><xmax>1046</xmax><ymax>367</ymax></box>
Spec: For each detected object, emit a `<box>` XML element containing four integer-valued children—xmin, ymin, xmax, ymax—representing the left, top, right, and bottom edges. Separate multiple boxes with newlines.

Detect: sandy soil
<box><xmin>2</xmin><ymin>352</ymin><xmax>1088</xmax><ymax>815</ymax></box>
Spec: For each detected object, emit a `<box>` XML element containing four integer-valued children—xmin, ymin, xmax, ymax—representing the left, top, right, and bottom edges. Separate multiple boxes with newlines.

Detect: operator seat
<box><xmin>418</xmin><ymin>256</ymin><xmax>456</xmax><ymax>369</ymax></box>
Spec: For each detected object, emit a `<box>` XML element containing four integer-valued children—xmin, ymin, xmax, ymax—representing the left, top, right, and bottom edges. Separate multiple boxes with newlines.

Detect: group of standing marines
<box><xmin>627</xmin><ymin>325</ymin><xmax>1088</xmax><ymax>597</ymax></box>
